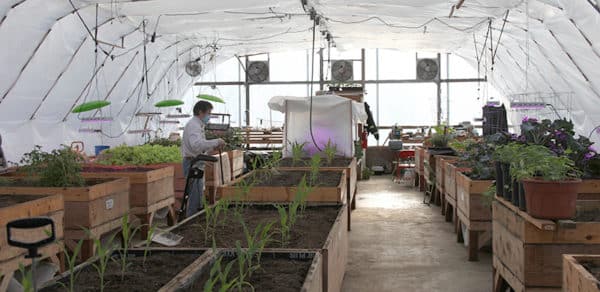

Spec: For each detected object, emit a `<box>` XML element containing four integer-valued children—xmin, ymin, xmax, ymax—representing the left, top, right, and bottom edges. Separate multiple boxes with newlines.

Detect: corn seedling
<box><xmin>18</xmin><ymin>264</ymin><xmax>33</xmax><ymax>292</ymax></box>
<box><xmin>323</xmin><ymin>139</ymin><xmax>337</xmax><ymax>165</ymax></box>
<box><xmin>234</xmin><ymin>241</ymin><xmax>258</xmax><ymax>291</ymax></box>
<box><xmin>203</xmin><ymin>255</ymin><xmax>237</xmax><ymax>292</ymax></box>
<box><xmin>238</xmin><ymin>214</ymin><xmax>274</xmax><ymax>274</ymax></box>
<box><xmin>142</xmin><ymin>224</ymin><xmax>156</xmax><ymax>266</ymax></box>
<box><xmin>202</xmin><ymin>195</ymin><xmax>214</xmax><ymax>244</ymax></box>
<box><xmin>58</xmin><ymin>239</ymin><xmax>84</xmax><ymax>292</ymax></box>
<box><xmin>85</xmin><ymin>229</ymin><xmax>118</xmax><ymax>292</ymax></box>
<box><xmin>269</xmin><ymin>150</ymin><xmax>282</xmax><ymax>169</ymax></box>
<box><xmin>290</xmin><ymin>141</ymin><xmax>307</xmax><ymax>166</ymax></box>
<box><xmin>213</xmin><ymin>197</ymin><xmax>231</xmax><ymax>229</ymax></box>
<box><xmin>117</xmin><ymin>214</ymin><xmax>142</xmax><ymax>280</ymax></box>
<box><xmin>309</xmin><ymin>154</ymin><xmax>321</xmax><ymax>185</ymax></box>
<box><xmin>274</xmin><ymin>204</ymin><xmax>291</xmax><ymax>247</ymax></box>
<box><xmin>295</xmin><ymin>175</ymin><xmax>313</xmax><ymax>214</ymax></box>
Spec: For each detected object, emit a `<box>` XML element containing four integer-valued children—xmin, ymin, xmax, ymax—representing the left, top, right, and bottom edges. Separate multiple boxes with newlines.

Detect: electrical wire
<box><xmin>308</xmin><ymin>17</ymin><xmax>322</xmax><ymax>151</ymax></box>
<box><xmin>67</xmin><ymin>0</ymin><xmax>111</xmax><ymax>56</ymax></box>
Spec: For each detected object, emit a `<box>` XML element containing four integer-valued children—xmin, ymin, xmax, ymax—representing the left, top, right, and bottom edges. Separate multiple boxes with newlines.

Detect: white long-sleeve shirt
<box><xmin>181</xmin><ymin>116</ymin><xmax>220</xmax><ymax>158</ymax></box>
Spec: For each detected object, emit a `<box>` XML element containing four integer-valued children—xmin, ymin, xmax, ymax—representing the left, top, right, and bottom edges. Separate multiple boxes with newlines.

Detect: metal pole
<box><xmin>361</xmin><ymin>49</ymin><xmax>366</xmax><ymax>89</ymax></box>
<box><xmin>376</xmin><ymin>48</ymin><xmax>380</xmax><ymax>146</ymax></box>
<box><xmin>446</xmin><ymin>53</ymin><xmax>451</xmax><ymax>126</ymax></box>
<box><xmin>245</xmin><ymin>56</ymin><xmax>250</xmax><ymax>127</ymax></box>
<box><xmin>238</xmin><ymin>59</ymin><xmax>242</xmax><ymax>127</ymax></box>
<box><xmin>319</xmin><ymin>48</ymin><xmax>324</xmax><ymax>91</ymax></box>
<box><xmin>436</xmin><ymin>53</ymin><xmax>442</xmax><ymax>125</ymax></box>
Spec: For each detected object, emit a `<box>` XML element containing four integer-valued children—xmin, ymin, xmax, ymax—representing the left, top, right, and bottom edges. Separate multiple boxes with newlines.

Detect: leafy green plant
<box><xmin>19</xmin><ymin>145</ymin><xmax>85</xmax><ymax>187</ymax></box>
<box><xmin>203</xmin><ymin>255</ymin><xmax>237</xmax><ymax>292</ymax></box>
<box><xmin>323</xmin><ymin>139</ymin><xmax>337</xmax><ymax>165</ymax></box>
<box><xmin>290</xmin><ymin>141</ymin><xmax>307</xmax><ymax>166</ymax></box>
<box><xmin>482</xmin><ymin>184</ymin><xmax>496</xmax><ymax>206</ymax></box>
<box><xmin>146</xmin><ymin>137</ymin><xmax>181</xmax><ymax>147</ymax></box>
<box><xmin>309</xmin><ymin>154</ymin><xmax>321</xmax><ymax>185</ymax></box>
<box><xmin>234</xmin><ymin>241</ymin><xmax>259</xmax><ymax>291</ymax></box>
<box><xmin>361</xmin><ymin>168</ymin><xmax>373</xmax><ymax>180</ymax></box>
<box><xmin>238</xmin><ymin>216</ymin><xmax>274</xmax><ymax>275</ymax></box>
<box><xmin>96</xmin><ymin>144</ymin><xmax>181</xmax><ymax>165</ymax></box>
<box><xmin>295</xmin><ymin>175</ymin><xmax>313</xmax><ymax>214</ymax></box>
<box><xmin>429</xmin><ymin>125</ymin><xmax>454</xmax><ymax>148</ymax></box>
<box><xmin>510</xmin><ymin>145</ymin><xmax>581</xmax><ymax>181</ymax></box>
<box><xmin>274</xmin><ymin>204</ymin><xmax>290</xmax><ymax>247</ymax></box>
<box><xmin>273</xmin><ymin>176</ymin><xmax>311</xmax><ymax>247</ymax></box>
<box><xmin>202</xmin><ymin>195</ymin><xmax>215</xmax><ymax>244</ymax></box>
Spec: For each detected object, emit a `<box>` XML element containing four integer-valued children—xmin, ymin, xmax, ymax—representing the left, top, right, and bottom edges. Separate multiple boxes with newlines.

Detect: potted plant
<box><xmin>511</xmin><ymin>145</ymin><xmax>582</xmax><ymax>219</ymax></box>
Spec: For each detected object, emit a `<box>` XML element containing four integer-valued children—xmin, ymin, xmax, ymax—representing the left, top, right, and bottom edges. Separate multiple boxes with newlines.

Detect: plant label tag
<box><xmin>105</xmin><ymin>198</ymin><xmax>114</xmax><ymax>210</ymax></box>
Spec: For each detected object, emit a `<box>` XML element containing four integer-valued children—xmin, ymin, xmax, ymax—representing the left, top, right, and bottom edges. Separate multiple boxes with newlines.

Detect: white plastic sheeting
<box><xmin>268</xmin><ymin>95</ymin><xmax>367</xmax><ymax>157</ymax></box>
<box><xmin>0</xmin><ymin>0</ymin><xmax>599</xmax><ymax>161</ymax></box>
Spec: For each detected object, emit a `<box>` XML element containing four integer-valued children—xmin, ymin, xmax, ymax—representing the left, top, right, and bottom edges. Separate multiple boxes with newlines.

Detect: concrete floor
<box><xmin>342</xmin><ymin>176</ymin><xmax>492</xmax><ymax>292</ymax></box>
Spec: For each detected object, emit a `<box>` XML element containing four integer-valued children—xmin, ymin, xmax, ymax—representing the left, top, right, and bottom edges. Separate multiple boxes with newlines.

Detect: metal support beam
<box><xmin>245</xmin><ymin>56</ymin><xmax>250</xmax><ymax>127</ymax></box>
<box><xmin>195</xmin><ymin>77</ymin><xmax>486</xmax><ymax>87</ymax></box>
<box><xmin>446</xmin><ymin>53</ymin><xmax>451</xmax><ymax>126</ymax></box>
<box><xmin>361</xmin><ymin>48</ymin><xmax>366</xmax><ymax>89</ymax></box>
<box><xmin>319</xmin><ymin>48</ymin><xmax>324</xmax><ymax>91</ymax></box>
<box><xmin>436</xmin><ymin>53</ymin><xmax>442</xmax><ymax>125</ymax></box>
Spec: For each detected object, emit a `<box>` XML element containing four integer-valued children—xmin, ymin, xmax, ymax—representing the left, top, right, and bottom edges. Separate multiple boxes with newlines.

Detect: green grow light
<box><xmin>72</xmin><ymin>101</ymin><xmax>111</xmax><ymax>113</ymax></box>
<box><xmin>197</xmin><ymin>94</ymin><xmax>225</xmax><ymax>104</ymax></box>
<box><xmin>155</xmin><ymin>99</ymin><xmax>184</xmax><ymax>108</ymax></box>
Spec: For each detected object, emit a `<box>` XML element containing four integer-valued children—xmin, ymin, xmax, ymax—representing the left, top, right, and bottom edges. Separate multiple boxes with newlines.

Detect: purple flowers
<box><xmin>589</xmin><ymin>145</ymin><xmax>597</xmax><ymax>152</ymax></box>
<box><xmin>584</xmin><ymin>152</ymin><xmax>596</xmax><ymax>161</ymax></box>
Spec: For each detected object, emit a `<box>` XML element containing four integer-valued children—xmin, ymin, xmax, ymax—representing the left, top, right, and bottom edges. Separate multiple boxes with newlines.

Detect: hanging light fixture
<box><xmin>155</xmin><ymin>99</ymin><xmax>185</xmax><ymax>108</ymax></box>
<box><xmin>72</xmin><ymin>101</ymin><xmax>111</xmax><ymax>113</ymax></box>
<box><xmin>197</xmin><ymin>94</ymin><xmax>225</xmax><ymax>104</ymax></box>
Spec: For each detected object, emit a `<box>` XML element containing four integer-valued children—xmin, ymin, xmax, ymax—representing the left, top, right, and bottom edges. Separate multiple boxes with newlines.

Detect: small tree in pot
<box><xmin>511</xmin><ymin>145</ymin><xmax>582</xmax><ymax>219</ymax></box>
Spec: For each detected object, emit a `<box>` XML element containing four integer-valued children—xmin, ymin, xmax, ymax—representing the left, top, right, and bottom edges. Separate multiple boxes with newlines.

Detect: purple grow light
<box><xmin>510</xmin><ymin>102</ymin><xmax>546</xmax><ymax>110</ymax></box>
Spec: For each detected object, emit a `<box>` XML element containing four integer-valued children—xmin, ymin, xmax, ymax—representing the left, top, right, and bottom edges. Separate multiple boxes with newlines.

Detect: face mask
<box><xmin>202</xmin><ymin>116</ymin><xmax>210</xmax><ymax>124</ymax></box>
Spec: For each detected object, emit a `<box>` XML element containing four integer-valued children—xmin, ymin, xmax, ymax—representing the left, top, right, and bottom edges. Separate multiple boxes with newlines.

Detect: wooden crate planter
<box><xmin>204</xmin><ymin>152</ymin><xmax>232</xmax><ymax>203</ymax></box>
<box><xmin>0</xmin><ymin>193</ymin><xmax>64</xmax><ymax>291</ymax></box>
<box><xmin>158</xmin><ymin>203</ymin><xmax>348</xmax><ymax>292</ymax></box>
<box><xmin>82</xmin><ymin>165</ymin><xmax>177</xmax><ymax>237</ymax></box>
<box><xmin>563</xmin><ymin>255</ymin><xmax>600</xmax><ymax>292</ymax></box>
<box><xmin>455</xmin><ymin>172</ymin><xmax>493</xmax><ymax>261</ymax></box>
<box><xmin>443</xmin><ymin>162</ymin><xmax>472</xmax><ymax>224</ymax></box>
<box><xmin>0</xmin><ymin>177</ymin><xmax>130</xmax><ymax>260</ymax></box>
<box><xmin>493</xmin><ymin>197</ymin><xmax>600</xmax><ymax>291</ymax></box>
<box><xmin>227</xmin><ymin>149</ymin><xmax>244</xmax><ymax>178</ymax></box>
<box><xmin>218</xmin><ymin>169</ymin><xmax>346</xmax><ymax>204</ymax></box>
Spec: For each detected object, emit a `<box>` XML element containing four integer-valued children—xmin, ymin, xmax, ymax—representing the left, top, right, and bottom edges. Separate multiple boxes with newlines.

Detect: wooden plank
<box><xmin>0</xmin><ymin>193</ymin><xmax>63</xmax><ymax>225</ymax></box>
<box><xmin>435</xmin><ymin>155</ymin><xmax>458</xmax><ymax>194</ymax></box>
<box><xmin>457</xmin><ymin>209</ymin><xmax>491</xmax><ymax>231</ymax></box>
<box><xmin>227</xmin><ymin>150</ymin><xmax>244</xmax><ymax>178</ymax></box>
<box><xmin>494</xmin><ymin>221</ymin><xmax>526</xmax><ymax>286</ymax></box>
<box><xmin>205</xmin><ymin>152</ymin><xmax>232</xmax><ymax>187</ymax></box>
<box><xmin>129</xmin><ymin>176</ymin><xmax>174</xmax><ymax>207</ymax></box>
<box><xmin>322</xmin><ymin>202</ymin><xmax>349</xmax><ymax>292</ymax></box>
<box><xmin>495</xmin><ymin>195</ymin><xmax>556</xmax><ymax>232</ymax></box>
<box><xmin>64</xmin><ymin>215</ymin><xmax>125</xmax><ymax>239</ymax></box>
<box><xmin>0</xmin><ymin>243</ymin><xmax>62</xmax><ymax>284</ymax></box>
<box><xmin>563</xmin><ymin>254</ymin><xmax>600</xmax><ymax>292</ymax></box>
<box><xmin>493</xmin><ymin>256</ymin><xmax>561</xmax><ymax>292</ymax></box>
<box><xmin>159</xmin><ymin>249</ymin><xmax>215</xmax><ymax>291</ymax></box>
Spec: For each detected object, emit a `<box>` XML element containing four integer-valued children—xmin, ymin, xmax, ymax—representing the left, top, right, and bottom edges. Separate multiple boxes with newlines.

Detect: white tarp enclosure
<box><xmin>0</xmin><ymin>0</ymin><xmax>599</xmax><ymax>161</ymax></box>
<box><xmin>268</xmin><ymin>95</ymin><xmax>367</xmax><ymax>157</ymax></box>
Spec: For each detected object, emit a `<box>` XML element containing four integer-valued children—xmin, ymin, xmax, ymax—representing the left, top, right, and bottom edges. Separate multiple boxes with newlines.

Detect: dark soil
<box><xmin>157</xmin><ymin>205</ymin><xmax>340</xmax><ymax>249</ymax></box>
<box><xmin>245</xmin><ymin>170</ymin><xmax>341</xmax><ymax>187</ymax></box>
<box><xmin>41</xmin><ymin>252</ymin><xmax>202</xmax><ymax>292</ymax></box>
<box><xmin>279</xmin><ymin>156</ymin><xmax>353</xmax><ymax>168</ymax></box>
<box><xmin>0</xmin><ymin>194</ymin><xmax>45</xmax><ymax>208</ymax></box>
<box><xmin>191</xmin><ymin>254</ymin><xmax>312</xmax><ymax>292</ymax></box>
<box><xmin>83</xmin><ymin>166</ymin><xmax>157</xmax><ymax>173</ymax></box>
<box><xmin>582</xmin><ymin>261</ymin><xmax>600</xmax><ymax>281</ymax></box>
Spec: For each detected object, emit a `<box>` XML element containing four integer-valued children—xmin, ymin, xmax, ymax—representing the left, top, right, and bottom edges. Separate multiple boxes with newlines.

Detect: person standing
<box><xmin>181</xmin><ymin>101</ymin><xmax>225</xmax><ymax>217</ymax></box>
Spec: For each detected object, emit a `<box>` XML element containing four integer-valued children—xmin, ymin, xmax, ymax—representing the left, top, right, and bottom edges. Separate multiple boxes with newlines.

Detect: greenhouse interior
<box><xmin>1</xmin><ymin>0</ymin><xmax>600</xmax><ymax>291</ymax></box>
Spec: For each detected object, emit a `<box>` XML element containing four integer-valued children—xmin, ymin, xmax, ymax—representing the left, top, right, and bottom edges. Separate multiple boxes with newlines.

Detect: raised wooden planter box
<box><xmin>435</xmin><ymin>155</ymin><xmax>458</xmax><ymax>218</ymax></box>
<box><xmin>493</xmin><ymin>197</ymin><xmax>600</xmax><ymax>291</ymax></box>
<box><xmin>82</xmin><ymin>165</ymin><xmax>177</xmax><ymax>237</ymax></box>
<box><xmin>278</xmin><ymin>157</ymin><xmax>356</xmax><ymax>231</ymax></box>
<box><xmin>42</xmin><ymin>249</ymin><xmax>213</xmax><ymax>291</ymax></box>
<box><xmin>0</xmin><ymin>193</ymin><xmax>64</xmax><ymax>290</ymax></box>
<box><xmin>0</xmin><ymin>177</ymin><xmax>130</xmax><ymax>260</ymax></box>
<box><xmin>218</xmin><ymin>169</ymin><xmax>346</xmax><ymax>204</ymax></box>
<box><xmin>227</xmin><ymin>149</ymin><xmax>244</xmax><ymax>178</ymax></box>
<box><xmin>443</xmin><ymin>162</ymin><xmax>472</xmax><ymax>224</ymax></box>
<box><xmin>563</xmin><ymin>254</ymin><xmax>600</xmax><ymax>292</ymax></box>
<box><xmin>204</xmin><ymin>152</ymin><xmax>231</xmax><ymax>203</ymax></box>
<box><xmin>455</xmin><ymin>172</ymin><xmax>493</xmax><ymax>261</ymax></box>
<box><xmin>160</xmin><ymin>203</ymin><xmax>348</xmax><ymax>292</ymax></box>
<box><xmin>204</xmin><ymin>249</ymin><xmax>323</xmax><ymax>292</ymax></box>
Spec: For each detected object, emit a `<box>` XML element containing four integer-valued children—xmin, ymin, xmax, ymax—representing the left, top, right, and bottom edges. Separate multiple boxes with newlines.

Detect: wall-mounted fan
<box><xmin>247</xmin><ymin>61</ymin><xmax>269</xmax><ymax>83</ymax></box>
<box><xmin>416</xmin><ymin>58</ymin><xmax>439</xmax><ymax>81</ymax></box>
<box><xmin>185</xmin><ymin>60</ymin><xmax>203</xmax><ymax>77</ymax></box>
<box><xmin>331</xmin><ymin>60</ymin><xmax>353</xmax><ymax>82</ymax></box>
